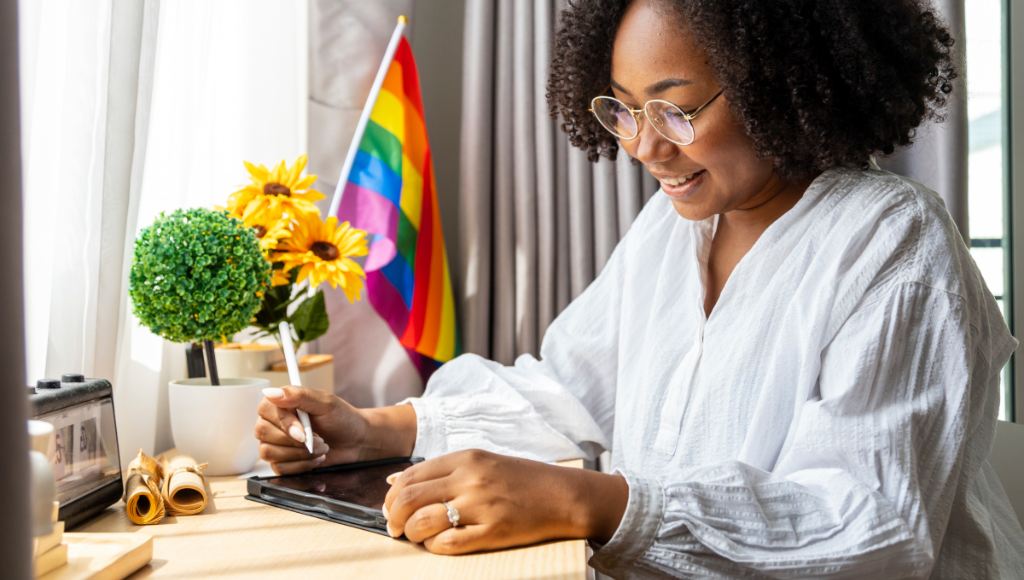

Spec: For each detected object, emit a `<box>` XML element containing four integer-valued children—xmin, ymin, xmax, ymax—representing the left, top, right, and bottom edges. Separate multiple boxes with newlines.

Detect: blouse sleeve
<box><xmin>399</xmin><ymin>199</ymin><xmax>650</xmax><ymax>462</ymax></box>
<box><xmin>401</xmin><ymin>249</ymin><xmax>622</xmax><ymax>462</ymax></box>
<box><xmin>590</xmin><ymin>280</ymin><xmax>1017</xmax><ymax>578</ymax></box>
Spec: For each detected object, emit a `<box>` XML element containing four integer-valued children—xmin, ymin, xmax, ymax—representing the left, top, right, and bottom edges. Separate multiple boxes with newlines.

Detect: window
<box><xmin>966</xmin><ymin>0</ymin><xmax>1018</xmax><ymax>421</ymax></box>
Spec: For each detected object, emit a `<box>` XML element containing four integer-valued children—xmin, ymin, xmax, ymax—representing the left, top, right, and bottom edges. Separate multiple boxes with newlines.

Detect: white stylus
<box><xmin>278</xmin><ymin>322</ymin><xmax>315</xmax><ymax>454</ymax></box>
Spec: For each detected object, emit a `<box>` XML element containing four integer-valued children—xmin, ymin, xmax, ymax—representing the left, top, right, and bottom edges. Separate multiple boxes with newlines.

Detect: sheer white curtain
<box><xmin>20</xmin><ymin>0</ymin><xmax>307</xmax><ymax>466</ymax></box>
<box><xmin>20</xmin><ymin>0</ymin><xmax>128</xmax><ymax>388</ymax></box>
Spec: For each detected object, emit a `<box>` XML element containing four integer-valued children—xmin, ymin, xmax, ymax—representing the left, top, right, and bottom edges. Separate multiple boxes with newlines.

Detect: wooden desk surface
<box><xmin>78</xmin><ymin>465</ymin><xmax>590</xmax><ymax>579</ymax></box>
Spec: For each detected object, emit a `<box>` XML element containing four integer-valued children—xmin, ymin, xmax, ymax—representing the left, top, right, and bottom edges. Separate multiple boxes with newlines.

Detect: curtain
<box><xmin>878</xmin><ymin>0</ymin><xmax>969</xmax><ymax>241</ymax></box>
<box><xmin>19</xmin><ymin>0</ymin><xmax>152</xmax><ymax>389</ymax></box>
<box><xmin>20</xmin><ymin>0</ymin><xmax>160</xmax><ymax>468</ymax></box>
<box><xmin>459</xmin><ymin>0</ymin><xmax>657</xmax><ymax>363</ymax></box>
<box><xmin>20</xmin><ymin>0</ymin><xmax>307</xmax><ymax>467</ymax></box>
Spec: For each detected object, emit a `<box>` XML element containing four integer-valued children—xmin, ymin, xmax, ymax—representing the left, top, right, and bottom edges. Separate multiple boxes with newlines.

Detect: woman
<box><xmin>255</xmin><ymin>0</ymin><xmax>1024</xmax><ymax>576</ymax></box>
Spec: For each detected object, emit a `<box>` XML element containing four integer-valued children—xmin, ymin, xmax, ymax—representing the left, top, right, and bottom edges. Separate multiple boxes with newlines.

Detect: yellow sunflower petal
<box><xmin>295</xmin><ymin>263</ymin><xmax>314</xmax><ymax>284</ymax></box>
<box><xmin>341</xmin><ymin>274</ymin><xmax>362</xmax><ymax>302</ymax></box>
<box><xmin>269</xmin><ymin>160</ymin><xmax>287</xmax><ymax>184</ymax></box>
<box><xmin>287</xmin><ymin>154</ymin><xmax>308</xmax><ymax>187</ymax></box>
<box><xmin>294</xmin><ymin>175</ymin><xmax>317</xmax><ymax>190</ymax></box>
<box><xmin>343</xmin><ymin>258</ymin><xmax>365</xmax><ymax>278</ymax></box>
<box><xmin>301</xmin><ymin>188</ymin><xmax>325</xmax><ymax>202</ymax></box>
<box><xmin>244</xmin><ymin>161</ymin><xmax>270</xmax><ymax>182</ymax></box>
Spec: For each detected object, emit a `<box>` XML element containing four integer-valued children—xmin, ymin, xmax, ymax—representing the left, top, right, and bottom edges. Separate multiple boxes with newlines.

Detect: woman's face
<box><xmin>610</xmin><ymin>0</ymin><xmax>785</xmax><ymax>221</ymax></box>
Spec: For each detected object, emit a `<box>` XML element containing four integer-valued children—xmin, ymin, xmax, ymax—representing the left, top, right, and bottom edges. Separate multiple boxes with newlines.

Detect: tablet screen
<box><xmin>262</xmin><ymin>459</ymin><xmax>417</xmax><ymax>510</ymax></box>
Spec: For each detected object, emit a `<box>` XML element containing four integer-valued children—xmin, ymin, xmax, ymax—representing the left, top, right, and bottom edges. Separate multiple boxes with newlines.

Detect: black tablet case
<box><xmin>245</xmin><ymin>456</ymin><xmax>423</xmax><ymax>536</ymax></box>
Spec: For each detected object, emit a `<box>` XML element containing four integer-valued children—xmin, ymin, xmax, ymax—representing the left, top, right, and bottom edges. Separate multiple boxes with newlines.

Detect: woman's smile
<box><xmin>651</xmin><ymin>168</ymin><xmax>708</xmax><ymax>201</ymax></box>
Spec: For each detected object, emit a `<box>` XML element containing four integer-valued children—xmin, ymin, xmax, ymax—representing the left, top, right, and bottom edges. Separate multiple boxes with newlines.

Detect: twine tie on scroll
<box><xmin>160</xmin><ymin>455</ymin><xmax>210</xmax><ymax>516</ymax></box>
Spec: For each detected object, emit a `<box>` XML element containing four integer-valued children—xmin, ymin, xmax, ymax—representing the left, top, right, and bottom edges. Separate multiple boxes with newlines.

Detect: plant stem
<box><xmin>186</xmin><ymin>342</ymin><xmax>206</xmax><ymax>378</ymax></box>
<box><xmin>281</xmin><ymin>290</ymin><xmax>306</xmax><ymax>309</ymax></box>
<box><xmin>204</xmin><ymin>340</ymin><xmax>220</xmax><ymax>385</ymax></box>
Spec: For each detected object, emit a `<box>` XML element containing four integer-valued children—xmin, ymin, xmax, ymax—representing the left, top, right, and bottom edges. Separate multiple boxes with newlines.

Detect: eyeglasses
<box><xmin>588</xmin><ymin>89</ymin><xmax>723</xmax><ymax>146</ymax></box>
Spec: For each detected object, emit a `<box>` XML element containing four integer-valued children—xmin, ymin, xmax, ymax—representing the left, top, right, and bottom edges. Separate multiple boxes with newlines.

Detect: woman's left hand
<box><xmin>382</xmin><ymin>449</ymin><xmax>627</xmax><ymax>554</ymax></box>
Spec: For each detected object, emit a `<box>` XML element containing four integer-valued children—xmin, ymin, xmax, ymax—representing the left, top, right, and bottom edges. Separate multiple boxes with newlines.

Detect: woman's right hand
<box><xmin>254</xmin><ymin>387</ymin><xmax>417</xmax><ymax>474</ymax></box>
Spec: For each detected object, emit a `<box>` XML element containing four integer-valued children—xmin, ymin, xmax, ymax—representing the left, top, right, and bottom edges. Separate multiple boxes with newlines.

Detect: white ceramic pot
<box><xmin>216</xmin><ymin>343</ymin><xmax>335</xmax><ymax>392</ymax></box>
<box><xmin>214</xmin><ymin>343</ymin><xmax>281</xmax><ymax>376</ymax></box>
<box><xmin>168</xmin><ymin>377</ymin><xmax>269</xmax><ymax>476</ymax></box>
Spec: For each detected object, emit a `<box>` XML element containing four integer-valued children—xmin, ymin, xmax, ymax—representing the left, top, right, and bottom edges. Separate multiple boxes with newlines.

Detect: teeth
<box><xmin>661</xmin><ymin>171</ymin><xmax>699</xmax><ymax>186</ymax></box>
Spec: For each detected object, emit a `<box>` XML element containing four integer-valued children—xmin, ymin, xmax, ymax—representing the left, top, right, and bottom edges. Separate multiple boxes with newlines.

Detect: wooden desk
<box><xmin>78</xmin><ymin>465</ymin><xmax>590</xmax><ymax>579</ymax></box>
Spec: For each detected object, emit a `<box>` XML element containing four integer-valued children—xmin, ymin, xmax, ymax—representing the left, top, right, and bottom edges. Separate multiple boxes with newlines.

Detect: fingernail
<box><xmin>288</xmin><ymin>424</ymin><xmax>306</xmax><ymax>443</ymax></box>
<box><xmin>314</xmin><ymin>441</ymin><xmax>329</xmax><ymax>455</ymax></box>
<box><xmin>387</xmin><ymin>524</ymin><xmax>400</xmax><ymax>538</ymax></box>
<box><xmin>262</xmin><ymin>387</ymin><xmax>285</xmax><ymax>398</ymax></box>
<box><xmin>386</xmin><ymin>471</ymin><xmax>403</xmax><ymax>485</ymax></box>
<box><xmin>313</xmin><ymin>455</ymin><xmax>326</xmax><ymax>465</ymax></box>
<box><xmin>381</xmin><ymin>503</ymin><xmax>390</xmax><ymax>519</ymax></box>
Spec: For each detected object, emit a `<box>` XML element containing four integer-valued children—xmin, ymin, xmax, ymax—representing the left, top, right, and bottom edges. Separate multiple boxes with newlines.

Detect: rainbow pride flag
<box><xmin>335</xmin><ymin>35</ymin><xmax>459</xmax><ymax>380</ymax></box>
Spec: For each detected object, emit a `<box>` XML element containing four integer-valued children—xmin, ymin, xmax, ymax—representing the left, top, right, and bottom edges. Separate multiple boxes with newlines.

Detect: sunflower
<box><xmin>235</xmin><ymin>211</ymin><xmax>291</xmax><ymax>254</ymax></box>
<box><xmin>227</xmin><ymin>154</ymin><xmax>325</xmax><ymax>224</ymax></box>
<box><xmin>268</xmin><ymin>263</ymin><xmax>293</xmax><ymax>287</ymax></box>
<box><xmin>277</xmin><ymin>215</ymin><xmax>369</xmax><ymax>302</ymax></box>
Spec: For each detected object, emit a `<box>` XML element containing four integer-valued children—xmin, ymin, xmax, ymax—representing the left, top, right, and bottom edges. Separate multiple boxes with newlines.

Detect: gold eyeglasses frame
<box><xmin>588</xmin><ymin>88</ymin><xmax>724</xmax><ymax>146</ymax></box>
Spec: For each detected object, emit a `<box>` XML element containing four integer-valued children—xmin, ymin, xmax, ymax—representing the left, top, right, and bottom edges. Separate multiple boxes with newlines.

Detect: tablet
<box><xmin>246</xmin><ymin>456</ymin><xmax>423</xmax><ymax>536</ymax></box>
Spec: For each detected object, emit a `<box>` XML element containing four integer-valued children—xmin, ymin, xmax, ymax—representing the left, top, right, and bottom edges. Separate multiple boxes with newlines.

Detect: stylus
<box><xmin>278</xmin><ymin>321</ymin><xmax>316</xmax><ymax>455</ymax></box>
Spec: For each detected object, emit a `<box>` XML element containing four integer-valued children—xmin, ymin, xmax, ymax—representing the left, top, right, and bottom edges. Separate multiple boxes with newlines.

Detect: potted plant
<box><xmin>214</xmin><ymin>154</ymin><xmax>369</xmax><ymax>390</ymax></box>
<box><xmin>129</xmin><ymin>207</ymin><xmax>272</xmax><ymax>475</ymax></box>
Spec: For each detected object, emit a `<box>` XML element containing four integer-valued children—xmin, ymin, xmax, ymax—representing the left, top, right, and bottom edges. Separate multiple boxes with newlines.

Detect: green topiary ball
<box><xmin>129</xmin><ymin>208</ymin><xmax>271</xmax><ymax>344</ymax></box>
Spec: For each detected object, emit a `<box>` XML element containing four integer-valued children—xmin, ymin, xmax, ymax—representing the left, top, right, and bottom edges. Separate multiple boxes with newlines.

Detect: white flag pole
<box><xmin>327</xmin><ymin>15</ymin><xmax>409</xmax><ymax>219</ymax></box>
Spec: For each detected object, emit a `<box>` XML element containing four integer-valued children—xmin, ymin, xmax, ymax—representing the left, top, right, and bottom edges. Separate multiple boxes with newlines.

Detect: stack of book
<box><xmin>33</xmin><ymin>501</ymin><xmax>67</xmax><ymax>578</ymax></box>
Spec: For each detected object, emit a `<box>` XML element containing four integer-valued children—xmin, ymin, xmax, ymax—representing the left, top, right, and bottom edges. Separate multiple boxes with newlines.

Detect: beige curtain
<box><xmin>460</xmin><ymin>0</ymin><xmax>656</xmax><ymax>363</ymax></box>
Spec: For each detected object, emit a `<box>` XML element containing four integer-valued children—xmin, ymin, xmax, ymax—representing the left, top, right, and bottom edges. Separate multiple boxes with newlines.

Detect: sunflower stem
<box><xmin>281</xmin><ymin>288</ymin><xmax>306</xmax><ymax>309</ymax></box>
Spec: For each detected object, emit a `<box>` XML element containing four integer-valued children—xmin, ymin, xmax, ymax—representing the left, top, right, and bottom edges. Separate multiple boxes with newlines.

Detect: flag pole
<box><xmin>327</xmin><ymin>15</ymin><xmax>409</xmax><ymax>219</ymax></box>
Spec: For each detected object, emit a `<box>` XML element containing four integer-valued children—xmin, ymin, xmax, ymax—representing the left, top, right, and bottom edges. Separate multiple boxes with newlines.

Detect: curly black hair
<box><xmin>547</xmin><ymin>0</ymin><xmax>956</xmax><ymax>178</ymax></box>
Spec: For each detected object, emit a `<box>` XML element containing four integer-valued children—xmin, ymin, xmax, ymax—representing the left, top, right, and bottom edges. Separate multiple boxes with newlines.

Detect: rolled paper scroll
<box><xmin>160</xmin><ymin>454</ymin><xmax>209</xmax><ymax>516</ymax></box>
<box><xmin>124</xmin><ymin>450</ymin><xmax>165</xmax><ymax>525</ymax></box>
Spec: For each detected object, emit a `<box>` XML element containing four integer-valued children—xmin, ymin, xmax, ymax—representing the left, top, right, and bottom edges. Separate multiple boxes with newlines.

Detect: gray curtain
<box><xmin>460</xmin><ymin>0</ymin><xmax>656</xmax><ymax>364</ymax></box>
<box><xmin>460</xmin><ymin>0</ymin><xmax>969</xmax><ymax>365</ymax></box>
<box><xmin>878</xmin><ymin>0</ymin><xmax>968</xmax><ymax>241</ymax></box>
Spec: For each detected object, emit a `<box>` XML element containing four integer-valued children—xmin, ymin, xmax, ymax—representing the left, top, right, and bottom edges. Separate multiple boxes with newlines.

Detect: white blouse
<box><xmin>402</xmin><ymin>168</ymin><xmax>1024</xmax><ymax>578</ymax></box>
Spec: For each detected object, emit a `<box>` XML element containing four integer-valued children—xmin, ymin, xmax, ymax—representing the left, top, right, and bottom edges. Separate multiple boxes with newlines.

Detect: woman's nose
<box><xmin>630</xmin><ymin>118</ymin><xmax>676</xmax><ymax>166</ymax></box>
